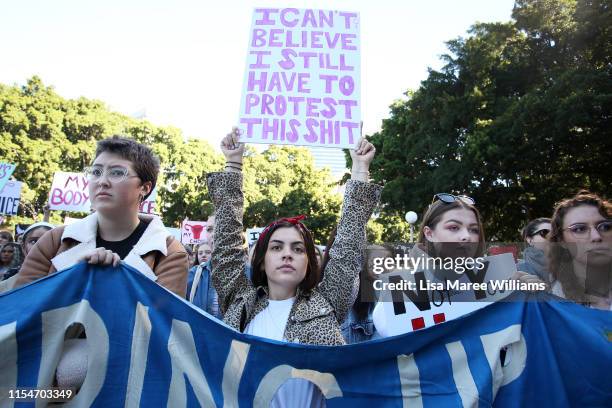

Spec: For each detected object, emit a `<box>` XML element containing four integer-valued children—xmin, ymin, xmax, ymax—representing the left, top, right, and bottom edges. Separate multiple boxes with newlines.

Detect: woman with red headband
<box><xmin>207</xmin><ymin>127</ymin><xmax>381</xmax><ymax>407</ymax></box>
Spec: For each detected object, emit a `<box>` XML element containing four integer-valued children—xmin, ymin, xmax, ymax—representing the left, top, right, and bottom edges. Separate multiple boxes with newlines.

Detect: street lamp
<box><xmin>405</xmin><ymin>211</ymin><xmax>418</xmax><ymax>243</ymax></box>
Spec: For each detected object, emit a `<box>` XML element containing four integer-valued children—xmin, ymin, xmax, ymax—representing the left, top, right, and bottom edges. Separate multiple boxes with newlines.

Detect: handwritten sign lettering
<box><xmin>238</xmin><ymin>8</ymin><xmax>361</xmax><ymax>148</ymax></box>
<box><xmin>246</xmin><ymin>227</ymin><xmax>265</xmax><ymax>246</ymax></box>
<box><xmin>181</xmin><ymin>220</ymin><xmax>208</xmax><ymax>245</ymax></box>
<box><xmin>0</xmin><ymin>180</ymin><xmax>22</xmax><ymax>215</ymax></box>
<box><xmin>48</xmin><ymin>172</ymin><xmax>157</xmax><ymax>214</ymax></box>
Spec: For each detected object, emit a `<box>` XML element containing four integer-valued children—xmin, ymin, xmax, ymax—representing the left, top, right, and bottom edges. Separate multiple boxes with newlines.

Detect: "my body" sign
<box><xmin>48</xmin><ymin>172</ymin><xmax>157</xmax><ymax>214</ymax></box>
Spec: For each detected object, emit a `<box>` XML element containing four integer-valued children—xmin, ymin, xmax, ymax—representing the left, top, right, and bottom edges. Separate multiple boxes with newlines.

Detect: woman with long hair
<box><xmin>548</xmin><ymin>191</ymin><xmax>612</xmax><ymax>309</ymax></box>
<box><xmin>0</xmin><ymin>242</ymin><xmax>23</xmax><ymax>280</ymax></box>
<box><xmin>373</xmin><ymin>194</ymin><xmax>542</xmax><ymax>337</ymax></box>
<box><xmin>208</xmin><ymin>127</ymin><xmax>380</xmax><ymax>406</ymax></box>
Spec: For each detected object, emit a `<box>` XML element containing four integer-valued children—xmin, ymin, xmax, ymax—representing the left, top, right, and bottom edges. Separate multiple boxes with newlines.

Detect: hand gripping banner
<box><xmin>0</xmin><ymin>263</ymin><xmax>610</xmax><ymax>407</ymax></box>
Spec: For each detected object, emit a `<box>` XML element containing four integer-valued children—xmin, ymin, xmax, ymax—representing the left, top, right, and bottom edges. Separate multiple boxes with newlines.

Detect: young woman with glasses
<box><xmin>548</xmin><ymin>191</ymin><xmax>612</xmax><ymax>309</ymax></box>
<box><xmin>517</xmin><ymin>218</ymin><xmax>552</xmax><ymax>282</ymax></box>
<box><xmin>14</xmin><ymin>136</ymin><xmax>189</xmax><ymax>392</ymax></box>
<box><xmin>16</xmin><ymin>136</ymin><xmax>188</xmax><ymax>293</ymax></box>
<box><xmin>208</xmin><ymin>127</ymin><xmax>381</xmax><ymax>407</ymax></box>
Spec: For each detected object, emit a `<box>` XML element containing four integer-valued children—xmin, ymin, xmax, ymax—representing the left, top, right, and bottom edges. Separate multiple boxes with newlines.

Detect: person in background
<box><xmin>0</xmin><ymin>230</ymin><xmax>14</xmax><ymax>246</ymax></box>
<box><xmin>205</xmin><ymin>213</ymin><xmax>215</xmax><ymax>245</ymax></box>
<box><xmin>340</xmin><ymin>244</ymin><xmax>395</xmax><ymax>343</ymax></box>
<box><xmin>186</xmin><ymin>240</ymin><xmax>222</xmax><ymax>319</ymax></box>
<box><xmin>517</xmin><ymin>218</ymin><xmax>552</xmax><ymax>282</ymax></box>
<box><xmin>197</xmin><ymin>241</ymin><xmax>212</xmax><ymax>264</ymax></box>
<box><xmin>0</xmin><ymin>242</ymin><xmax>23</xmax><ymax>280</ymax></box>
<box><xmin>314</xmin><ymin>245</ymin><xmax>324</xmax><ymax>269</ymax></box>
<box><xmin>42</xmin><ymin>203</ymin><xmax>51</xmax><ymax>223</ymax></box>
<box><xmin>2</xmin><ymin>222</ymin><xmax>54</xmax><ymax>281</ymax></box>
<box><xmin>373</xmin><ymin>194</ymin><xmax>544</xmax><ymax>337</ymax></box>
<box><xmin>548</xmin><ymin>191</ymin><xmax>611</xmax><ymax>309</ymax></box>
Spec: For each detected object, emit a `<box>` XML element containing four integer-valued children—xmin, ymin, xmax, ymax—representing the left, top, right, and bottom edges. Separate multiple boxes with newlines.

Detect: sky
<box><xmin>1</xmin><ymin>0</ymin><xmax>516</xmax><ymax>148</ymax></box>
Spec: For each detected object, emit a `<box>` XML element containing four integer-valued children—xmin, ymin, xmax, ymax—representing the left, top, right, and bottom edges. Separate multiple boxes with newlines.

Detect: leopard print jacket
<box><xmin>207</xmin><ymin>171</ymin><xmax>382</xmax><ymax>346</ymax></box>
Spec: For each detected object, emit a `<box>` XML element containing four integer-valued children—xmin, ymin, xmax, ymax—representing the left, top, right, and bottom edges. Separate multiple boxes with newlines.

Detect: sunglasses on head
<box><xmin>432</xmin><ymin>193</ymin><xmax>476</xmax><ymax>206</ymax></box>
<box><xmin>531</xmin><ymin>229</ymin><xmax>550</xmax><ymax>238</ymax></box>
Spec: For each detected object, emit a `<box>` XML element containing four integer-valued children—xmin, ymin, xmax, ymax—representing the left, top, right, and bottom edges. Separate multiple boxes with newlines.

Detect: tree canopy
<box><xmin>0</xmin><ymin>77</ymin><xmax>347</xmax><ymax>243</ymax></box>
<box><xmin>3</xmin><ymin>0</ymin><xmax>609</xmax><ymax>243</ymax></box>
<box><xmin>368</xmin><ymin>0</ymin><xmax>611</xmax><ymax>240</ymax></box>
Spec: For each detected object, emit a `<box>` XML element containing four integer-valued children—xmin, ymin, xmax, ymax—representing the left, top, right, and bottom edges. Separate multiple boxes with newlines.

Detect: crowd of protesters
<box><xmin>0</xmin><ymin>133</ymin><xmax>610</xmax><ymax>404</ymax></box>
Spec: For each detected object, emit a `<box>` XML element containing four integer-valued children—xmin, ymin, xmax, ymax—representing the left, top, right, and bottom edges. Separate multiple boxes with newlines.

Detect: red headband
<box><xmin>258</xmin><ymin>215</ymin><xmax>308</xmax><ymax>244</ymax></box>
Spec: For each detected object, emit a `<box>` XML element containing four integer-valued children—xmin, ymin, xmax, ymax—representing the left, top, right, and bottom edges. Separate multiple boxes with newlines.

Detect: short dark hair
<box><xmin>521</xmin><ymin>218</ymin><xmax>552</xmax><ymax>241</ymax></box>
<box><xmin>250</xmin><ymin>221</ymin><xmax>320</xmax><ymax>292</ymax></box>
<box><xmin>95</xmin><ymin>136</ymin><xmax>160</xmax><ymax>200</ymax></box>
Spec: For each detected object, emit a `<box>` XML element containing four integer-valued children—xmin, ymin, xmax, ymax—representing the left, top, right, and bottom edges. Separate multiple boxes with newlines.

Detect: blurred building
<box><xmin>307</xmin><ymin>146</ymin><xmax>348</xmax><ymax>181</ymax></box>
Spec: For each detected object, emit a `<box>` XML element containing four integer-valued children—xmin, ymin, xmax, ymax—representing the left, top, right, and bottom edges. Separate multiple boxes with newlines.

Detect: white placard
<box><xmin>48</xmin><ymin>171</ymin><xmax>157</xmax><ymax>214</ymax></box>
<box><xmin>181</xmin><ymin>220</ymin><xmax>208</xmax><ymax>245</ymax></box>
<box><xmin>238</xmin><ymin>8</ymin><xmax>361</xmax><ymax>148</ymax></box>
<box><xmin>0</xmin><ymin>162</ymin><xmax>16</xmax><ymax>193</ymax></box>
<box><xmin>0</xmin><ymin>180</ymin><xmax>22</xmax><ymax>215</ymax></box>
<box><xmin>376</xmin><ymin>253</ymin><xmax>518</xmax><ymax>336</ymax></box>
<box><xmin>246</xmin><ymin>227</ymin><xmax>265</xmax><ymax>246</ymax></box>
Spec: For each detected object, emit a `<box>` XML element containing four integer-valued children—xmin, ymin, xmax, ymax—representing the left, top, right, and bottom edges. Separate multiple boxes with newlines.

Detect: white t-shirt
<box><xmin>246</xmin><ymin>297</ymin><xmax>295</xmax><ymax>340</ymax></box>
<box><xmin>372</xmin><ymin>301</ymin><xmax>389</xmax><ymax>338</ymax></box>
<box><xmin>245</xmin><ymin>297</ymin><xmax>325</xmax><ymax>408</ymax></box>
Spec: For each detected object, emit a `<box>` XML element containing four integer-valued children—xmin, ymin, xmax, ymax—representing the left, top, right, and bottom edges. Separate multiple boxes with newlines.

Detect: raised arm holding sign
<box><xmin>208</xmin><ymin>124</ymin><xmax>381</xmax><ymax>406</ymax></box>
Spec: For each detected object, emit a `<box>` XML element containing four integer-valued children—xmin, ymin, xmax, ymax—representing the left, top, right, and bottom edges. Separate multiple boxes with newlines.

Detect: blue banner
<box><xmin>1</xmin><ymin>263</ymin><xmax>610</xmax><ymax>407</ymax></box>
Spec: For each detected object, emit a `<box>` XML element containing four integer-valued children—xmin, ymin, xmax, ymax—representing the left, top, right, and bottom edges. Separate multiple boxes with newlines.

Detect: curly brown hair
<box><xmin>548</xmin><ymin>190</ymin><xmax>612</xmax><ymax>304</ymax></box>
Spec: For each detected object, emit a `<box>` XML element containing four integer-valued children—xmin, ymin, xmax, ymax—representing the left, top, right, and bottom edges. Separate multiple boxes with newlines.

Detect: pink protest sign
<box><xmin>238</xmin><ymin>8</ymin><xmax>361</xmax><ymax>149</ymax></box>
<box><xmin>48</xmin><ymin>172</ymin><xmax>92</xmax><ymax>212</ymax></box>
<box><xmin>181</xmin><ymin>220</ymin><xmax>208</xmax><ymax>245</ymax></box>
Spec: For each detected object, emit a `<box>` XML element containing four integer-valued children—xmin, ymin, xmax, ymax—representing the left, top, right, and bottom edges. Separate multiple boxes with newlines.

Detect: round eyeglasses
<box><xmin>562</xmin><ymin>221</ymin><xmax>612</xmax><ymax>240</ymax></box>
<box><xmin>83</xmin><ymin>166</ymin><xmax>139</xmax><ymax>183</ymax></box>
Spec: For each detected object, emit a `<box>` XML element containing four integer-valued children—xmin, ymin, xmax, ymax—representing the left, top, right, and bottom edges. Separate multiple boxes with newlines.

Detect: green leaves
<box><xmin>0</xmin><ymin>78</ymin><xmax>345</xmax><ymax>244</ymax></box>
<box><xmin>369</xmin><ymin>0</ymin><xmax>611</xmax><ymax>241</ymax></box>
